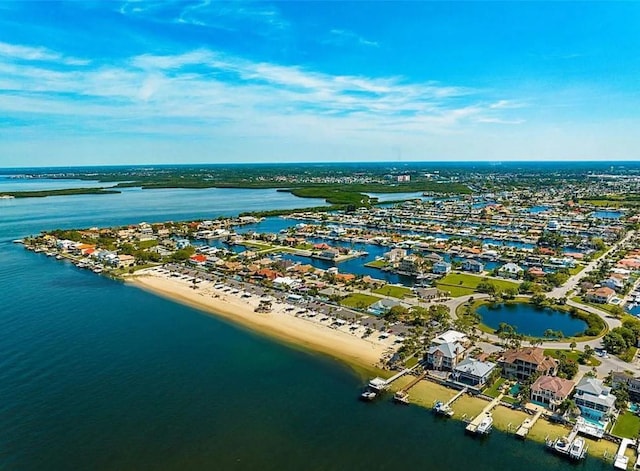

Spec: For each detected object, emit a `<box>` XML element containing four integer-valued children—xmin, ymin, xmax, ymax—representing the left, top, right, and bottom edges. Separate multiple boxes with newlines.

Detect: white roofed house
<box><xmin>452</xmin><ymin>358</ymin><xmax>496</xmax><ymax>388</ymax></box>
<box><xmin>573</xmin><ymin>377</ymin><xmax>617</xmax><ymax>423</ymax></box>
<box><xmin>431</xmin><ymin>329</ymin><xmax>469</xmax><ymax>347</ymax></box>
<box><xmin>498</xmin><ymin>262</ymin><xmax>524</xmax><ymax>279</ymax></box>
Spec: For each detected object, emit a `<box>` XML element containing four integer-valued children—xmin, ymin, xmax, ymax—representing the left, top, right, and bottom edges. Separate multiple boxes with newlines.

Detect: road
<box><xmin>548</xmin><ymin>230</ymin><xmax>635</xmax><ymax>299</ymax></box>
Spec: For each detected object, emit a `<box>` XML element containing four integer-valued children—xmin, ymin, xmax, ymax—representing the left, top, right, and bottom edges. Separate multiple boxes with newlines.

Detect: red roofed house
<box><xmin>528</xmin><ymin>267</ymin><xmax>545</xmax><ymax>278</ymax></box>
<box><xmin>585</xmin><ymin>286</ymin><xmax>615</xmax><ymax>304</ymax></box>
<box><xmin>189</xmin><ymin>254</ymin><xmax>207</xmax><ymax>265</ymax></box>
<box><xmin>499</xmin><ymin>347</ymin><xmax>558</xmax><ymax>381</ymax></box>
<box><xmin>531</xmin><ymin>375</ymin><xmax>575</xmax><ymax>410</ymax></box>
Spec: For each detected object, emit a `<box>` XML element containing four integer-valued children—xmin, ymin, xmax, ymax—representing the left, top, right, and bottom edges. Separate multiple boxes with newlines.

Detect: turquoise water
<box><xmin>0</xmin><ymin>177</ymin><xmax>607</xmax><ymax>470</ymax></box>
<box><xmin>477</xmin><ymin>303</ymin><xmax>588</xmax><ymax>337</ymax></box>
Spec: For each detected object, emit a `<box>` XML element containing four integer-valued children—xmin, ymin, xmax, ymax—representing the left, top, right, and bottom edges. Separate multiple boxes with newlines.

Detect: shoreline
<box><xmin>127</xmin><ymin>269</ymin><xmax>394</xmax><ymax>375</ymax></box>
<box><xmin>126</xmin><ymin>268</ymin><xmax>620</xmax><ymax>462</ymax></box>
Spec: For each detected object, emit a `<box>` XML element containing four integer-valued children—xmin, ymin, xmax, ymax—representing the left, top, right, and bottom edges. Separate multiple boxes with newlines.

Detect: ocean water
<box><xmin>0</xmin><ymin>179</ymin><xmax>608</xmax><ymax>470</ymax></box>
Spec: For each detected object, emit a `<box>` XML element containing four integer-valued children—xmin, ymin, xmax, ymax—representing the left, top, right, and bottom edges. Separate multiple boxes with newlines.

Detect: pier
<box><xmin>433</xmin><ymin>387</ymin><xmax>467</xmax><ymax>416</ymax></box>
<box><xmin>465</xmin><ymin>393</ymin><xmax>502</xmax><ymax>434</ymax></box>
<box><xmin>545</xmin><ymin>426</ymin><xmax>588</xmax><ymax>461</ymax></box>
<box><xmin>614</xmin><ymin>438</ymin><xmax>635</xmax><ymax>470</ymax></box>
<box><xmin>368</xmin><ymin>368</ymin><xmax>412</xmax><ymax>393</ymax></box>
<box><xmin>515</xmin><ymin>408</ymin><xmax>544</xmax><ymax>439</ymax></box>
<box><xmin>393</xmin><ymin>372</ymin><xmax>427</xmax><ymax>404</ymax></box>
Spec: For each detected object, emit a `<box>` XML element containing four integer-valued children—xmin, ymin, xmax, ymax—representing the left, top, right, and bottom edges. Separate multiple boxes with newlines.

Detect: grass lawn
<box><xmin>364</xmin><ymin>259</ymin><xmax>389</xmax><ymax>268</ymax></box>
<box><xmin>613</xmin><ymin>411</ymin><xmax>640</xmax><ymax>439</ymax></box>
<box><xmin>137</xmin><ymin>239</ymin><xmax>159</xmax><ymax>249</ymax></box>
<box><xmin>340</xmin><ymin>293</ymin><xmax>381</xmax><ymax>309</ymax></box>
<box><xmin>405</xmin><ymin>356</ymin><xmax>420</xmax><ymax>368</ymax></box>
<box><xmin>483</xmin><ymin>378</ymin><xmax>506</xmax><ymax>398</ymax></box>
<box><xmin>543</xmin><ymin>349</ymin><xmax>601</xmax><ymax>367</ymax></box>
<box><xmin>568</xmin><ymin>265</ymin><xmax>584</xmax><ymax>276</ymax></box>
<box><xmin>242</xmin><ymin>241</ymin><xmax>275</xmax><ymax>251</ymax></box>
<box><xmin>373</xmin><ymin>284</ymin><xmax>413</xmax><ymax>299</ymax></box>
<box><xmin>436</xmin><ymin>273</ymin><xmax>519</xmax><ymax>298</ymax></box>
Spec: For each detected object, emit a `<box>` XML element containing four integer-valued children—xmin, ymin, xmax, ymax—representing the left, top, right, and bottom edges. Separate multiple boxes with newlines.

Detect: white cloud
<box><xmin>0</xmin><ymin>41</ymin><xmax>90</xmax><ymax>66</ymax></box>
<box><xmin>0</xmin><ymin>42</ymin><xmax>534</xmax><ymax>164</ymax></box>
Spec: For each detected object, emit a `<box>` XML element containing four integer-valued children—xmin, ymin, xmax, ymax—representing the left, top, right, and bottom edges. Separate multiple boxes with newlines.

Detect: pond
<box><xmin>477</xmin><ymin>302</ymin><xmax>588</xmax><ymax>338</ymax></box>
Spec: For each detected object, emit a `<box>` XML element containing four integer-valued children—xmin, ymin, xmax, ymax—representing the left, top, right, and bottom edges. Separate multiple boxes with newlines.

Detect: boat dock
<box><xmin>393</xmin><ymin>372</ymin><xmax>427</xmax><ymax>404</ymax></box>
<box><xmin>465</xmin><ymin>393</ymin><xmax>502</xmax><ymax>434</ymax></box>
<box><xmin>515</xmin><ymin>409</ymin><xmax>544</xmax><ymax>439</ymax></box>
<box><xmin>433</xmin><ymin>387</ymin><xmax>467</xmax><ymax>416</ymax></box>
<box><xmin>545</xmin><ymin>426</ymin><xmax>588</xmax><ymax>461</ymax></box>
<box><xmin>368</xmin><ymin>368</ymin><xmax>412</xmax><ymax>393</ymax></box>
<box><xmin>614</xmin><ymin>438</ymin><xmax>635</xmax><ymax>470</ymax></box>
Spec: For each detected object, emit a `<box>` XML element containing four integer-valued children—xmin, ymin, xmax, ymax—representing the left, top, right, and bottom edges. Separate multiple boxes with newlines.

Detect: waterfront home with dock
<box><xmin>573</xmin><ymin>377</ymin><xmax>617</xmax><ymax>424</ymax></box>
<box><xmin>426</xmin><ymin>342</ymin><xmax>465</xmax><ymax>371</ymax></box>
<box><xmin>530</xmin><ymin>375</ymin><xmax>575</xmax><ymax>411</ymax></box>
<box><xmin>452</xmin><ymin>358</ymin><xmax>496</xmax><ymax>388</ymax></box>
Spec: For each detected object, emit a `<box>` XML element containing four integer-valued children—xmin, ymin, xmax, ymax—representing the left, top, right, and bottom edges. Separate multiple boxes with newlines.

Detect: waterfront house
<box><xmin>530</xmin><ymin>375</ymin><xmax>575</xmax><ymax>410</ymax></box>
<box><xmin>499</xmin><ymin>347</ymin><xmax>558</xmax><ymax>381</ymax></box>
<box><xmin>611</xmin><ymin>372</ymin><xmax>640</xmax><ymax>402</ymax></box>
<box><xmin>426</xmin><ymin>342</ymin><xmax>465</xmax><ymax>371</ymax></box>
<box><xmin>452</xmin><ymin>358</ymin><xmax>496</xmax><ymax>388</ymax></box>
<box><xmin>384</xmin><ymin>248</ymin><xmax>407</xmax><ymax>263</ymax></box>
<box><xmin>498</xmin><ymin>262</ymin><xmax>524</xmax><ymax>279</ymax></box>
<box><xmin>602</xmin><ymin>277</ymin><xmax>625</xmax><ymax>292</ymax></box>
<box><xmin>432</xmin><ymin>330</ymin><xmax>469</xmax><ymax>347</ymax></box>
<box><xmin>318</xmin><ymin>248</ymin><xmax>340</xmax><ymax>261</ymax></box>
<box><xmin>432</xmin><ymin>261</ymin><xmax>451</xmax><ymax>275</ymax></box>
<box><xmin>462</xmin><ymin>259</ymin><xmax>484</xmax><ymax>273</ymax></box>
<box><xmin>573</xmin><ymin>377</ymin><xmax>617</xmax><ymax>422</ymax></box>
<box><xmin>117</xmin><ymin>254</ymin><xmax>136</xmax><ymax>268</ymax></box>
<box><xmin>585</xmin><ymin>286</ymin><xmax>615</xmax><ymax>304</ymax></box>
<box><xmin>398</xmin><ymin>255</ymin><xmax>421</xmax><ymax>275</ymax></box>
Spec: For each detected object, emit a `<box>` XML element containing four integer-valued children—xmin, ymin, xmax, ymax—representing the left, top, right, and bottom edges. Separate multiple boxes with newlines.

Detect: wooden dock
<box><xmin>465</xmin><ymin>393</ymin><xmax>503</xmax><ymax>433</ymax></box>
<box><xmin>515</xmin><ymin>409</ymin><xmax>544</xmax><ymax>439</ymax></box>
<box><xmin>394</xmin><ymin>372</ymin><xmax>427</xmax><ymax>404</ymax></box>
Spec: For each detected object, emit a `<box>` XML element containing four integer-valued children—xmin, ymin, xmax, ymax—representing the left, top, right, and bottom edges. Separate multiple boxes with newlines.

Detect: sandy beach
<box><xmin>127</xmin><ymin>267</ymin><xmax>396</xmax><ymax>371</ymax></box>
<box><xmin>128</xmin><ymin>267</ymin><xmax>621</xmax><ymax>461</ymax></box>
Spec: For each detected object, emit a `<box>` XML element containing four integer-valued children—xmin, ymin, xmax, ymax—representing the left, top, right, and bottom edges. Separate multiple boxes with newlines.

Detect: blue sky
<box><xmin>1</xmin><ymin>1</ymin><xmax>639</xmax><ymax>167</ymax></box>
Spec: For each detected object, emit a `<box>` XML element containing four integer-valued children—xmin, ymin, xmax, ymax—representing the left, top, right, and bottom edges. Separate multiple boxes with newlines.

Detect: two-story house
<box><xmin>530</xmin><ymin>375</ymin><xmax>575</xmax><ymax>410</ymax></box>
<box><xmin>499</xmin><ymin>347</ymin><xmax>557</xmax><ymax>381</ymax></box>
<box><xmin>426</xmin><ymin>342</ymin><xmax>465</xmax><ymax>371</ymax></box>
<box><xmin>573</xmin><ymin>377</ymin><xmax>617</xmax><ymax>422</ymax></box>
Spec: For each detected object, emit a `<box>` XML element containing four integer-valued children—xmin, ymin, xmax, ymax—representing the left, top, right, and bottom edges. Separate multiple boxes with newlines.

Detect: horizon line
<box><xmin>1</xmin><ymin>159</ymin><xmax>639</xmax><ymax>171</ymax></box>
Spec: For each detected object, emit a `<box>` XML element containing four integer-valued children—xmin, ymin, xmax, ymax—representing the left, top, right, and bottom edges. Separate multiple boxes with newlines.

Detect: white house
<box><xmin>573</xmin><ymin>377</ymin><xmax>617</xmax><ymax>422</ymax></box>
<box><xmin>498</xmin><ymin>262</ymin><xmax>524</xmax><ymax>279</ymax></box>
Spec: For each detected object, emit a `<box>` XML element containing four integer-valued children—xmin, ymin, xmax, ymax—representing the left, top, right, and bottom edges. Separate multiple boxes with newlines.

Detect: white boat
<box><xmin>360</xmin><ymin>391</ymin><xmax>377</xmax><ymax>401</ymax></box>
<box><xmin>433</xmin><ymin>401</ymin><xmax>454</xmax><ymax>417</ymax></box>
<box><xmin>569</xmin><ymin>437</ymin><xmax>586</xmax><ymax>460</ymax></box>
<box><xmin>553</xmin><ymin>437</ymin><xmax>571</xmax><ymax>454</ymax></box>
<box><xmin>93</xmin><ymin>268</ymin><xmax>103</xmax><ymax>274</ymax></box>
<box><xmin>476</xmin><ymin>413</ymin><xmax>493</xmax><ymax>434</ymax></box>
<box><xmin>394</xmin><ymin>391</ymin><xmax>409</xmax><ymax>404</ymax></box>
<box><xmin>55</xmin><ymin>254</ymin><xmax>63</xmax><ymax>260</ymax></box>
